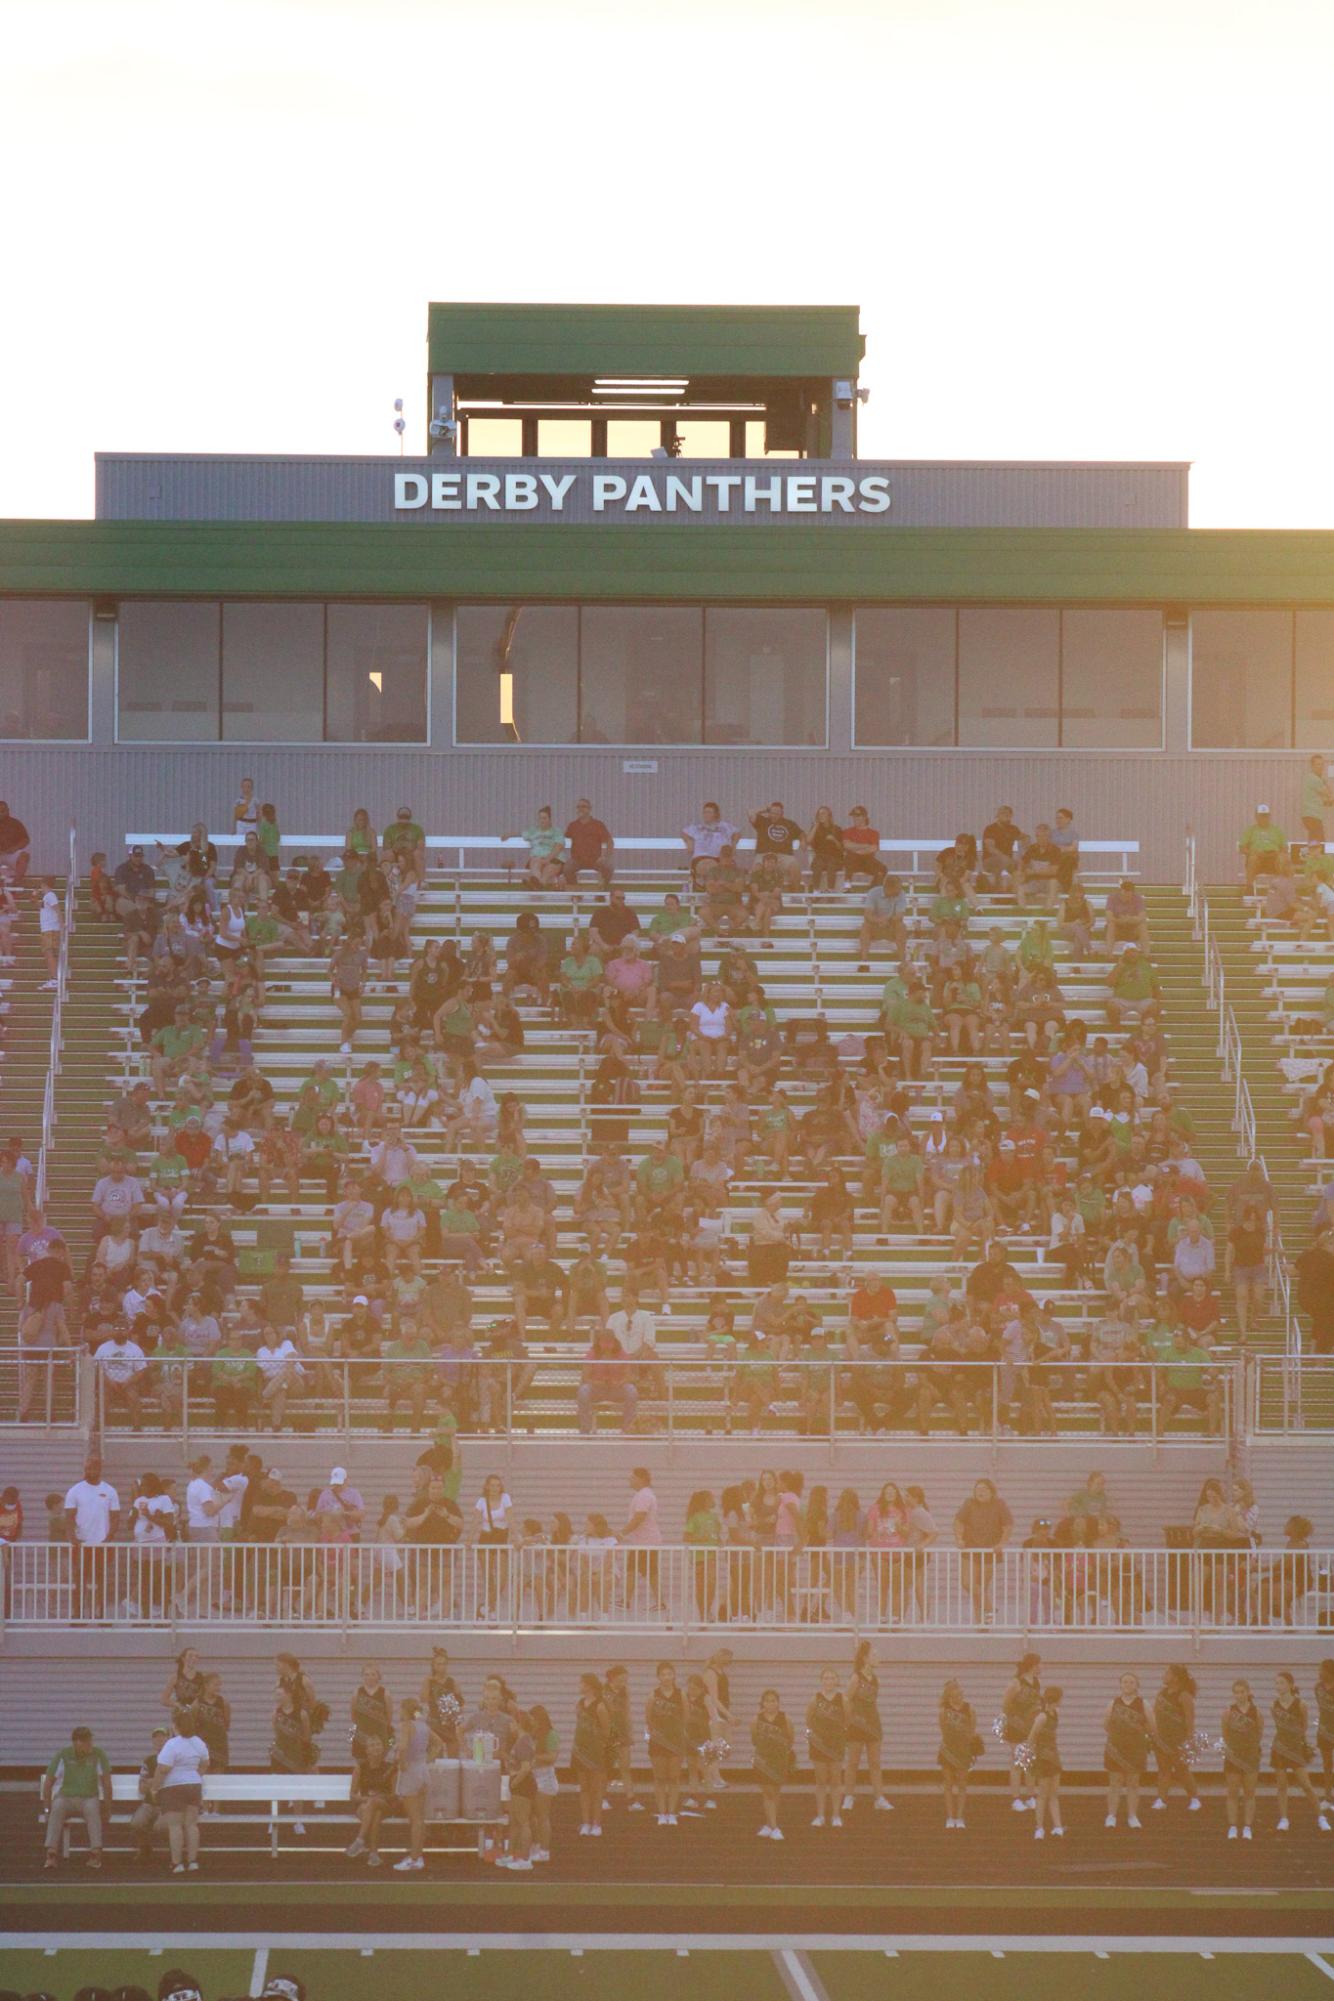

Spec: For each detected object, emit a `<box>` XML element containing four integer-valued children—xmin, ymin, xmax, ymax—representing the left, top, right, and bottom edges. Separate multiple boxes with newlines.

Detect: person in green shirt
<box><xmin>879</xmin><ymin>972</ymin><xmax>909</xmax><ymax>1033</ymax></box>
<box><xmin>256</xmin><ymin>803</ymin><xmax>282</xmax><ymax>866</ymax></box>
<box><xmin>1107</xmin><ymin>945</ymin><xmax>1162</xmax><ymax>1028</ymax></box>
<box><xmin>1161</xmin><ymin>1329</ymin><xmax>1223</xmax><ymax>1434</ymax></box>
<box><xmin>878</xmin><ymin>1137</ymin><xmax>925</xmax><ymax>1233</ymax></box>
<box><xmin>42</xmin><ymin>1728</ymin><xmax>113</xmax><ymax>1868</ymax></box>
<box><xmin>506</xmin><ymin>807</ymin><xmax>565</xmax><ymax>886</ymax></box>
<box><xmin>383</xmin><ymin>806</ymin><xmax>427</xmax><ymax>879</ymax></box>
<box><xmin>636</xmin><ymin>1141</ymin><xmax>685</xmax><ymax>1220</ymax></box>
<box><xmin>385</xmin><ymin>1312</ymin><xmax>434</xmax><ymax>1429</ymax></box>
<box><xmin>894</xmin><ymin>982</ymin><xmax>935</xmax><ymax>1080</ymax></box>
<box><xmin>684</xmin><ymin>1488</ymin><xmax>723</xmax><ymax>1621</ymax></box>
<box><xmin>1238</xmin><ymin>806</ymin><xmax>1288</xmax><ymax>884</ymax></box>
<box><xmin>648</xmin><ymin>893</ymin><xmax>696</xmax><ymax>942</ymax></box>
<box><xmin>559</xmin><ymin>935</ymin><xmax>603</xmax><ymax>1023</ymax></box>
<box><xmin>211</xmin><ymin>1330</ymin><xmax>259</xmax><ymax>1428</ymax></box>
<box><xmin>292</xmin><ymin>1062</ymin><xmax>341</xmax><ymax>1135</ymax></box>
<box><xmin>150</xmin><ymin>1007</ymin><xmax>204</xmax><ymax>1095</ymax></box>
<box><xmin>1018</xmin><ymin>918</ymin><xmax>1055</xmax><ymax>971</ymax></box>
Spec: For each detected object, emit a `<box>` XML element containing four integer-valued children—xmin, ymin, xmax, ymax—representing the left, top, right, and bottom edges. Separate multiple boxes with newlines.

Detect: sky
<box><xmin>3</xmin><ymin>0</ymin><xmax>1332</xmax><ymax>527</ymax></box>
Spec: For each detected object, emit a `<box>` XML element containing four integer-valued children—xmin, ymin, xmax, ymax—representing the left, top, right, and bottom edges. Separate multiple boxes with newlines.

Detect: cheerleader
<box><xmin>752</xmin><ymin>1688</ymin><xmax>794</xmax><ymax>1841</ymax></box>
<box><xmin>1104</xmin><ymin>1671</ymin><xmax>1153</xmax><ymax>1829</ymax></box>
<box><xmin>420</xmin><ymin>1646</ymin><xmax>463</xmax><ymax>1756</ymax></box>
<box><xmin>572</xmin><ymin>1671</ymin><xmax>611</xmax><ymax>1837</ymax></box>
<box><xmin>938</xmin><ymin>1678</ymin><xmax>980</xmax><ymax>1830</ymax></box>
<box><xmin>1271</xmin><ymin>1671</ymin><xmax>1331</xmax><ymax>1833</ymax></box>
<box><xmin>683</xmin><ymin>1673</ymin><xmax>718</xmax><ymax>1810</ymax></box>
<box><xmin>1026</xmin><ymin>1686</ymin><xmax>1064</xmax><ymax>1840</ymax></box>
<box><xmin>350</xmin><ymin>1662</ymin><xmax>393</xmax><ymax>1762</ymax></box>
<box><xmin>1222</xmin><ymin>1677</ymin><xmax>1261</xmax><ymax>1840</ymax></box>
<box><xmin>604</xmin><ymin>1663</ymin><xmax>640</xmax><ymax>1811</ymax></box>
<box><xmin>1151</xmin><ymin>1664</ymin><xmax>1200</xmax><ymax>1812</ymax></box>
<box><xmin>646</xmin><ymin>1661</ymin><xmax>688</xmax><ymax>1826</ymax></box>
<box><xmin>843</xmin><ymin>1640</ymin><xmax>891</xmax><ymax>1814</ymax></box>
<box><xmin>1316</xmin><ymin>1659</ymin><xmax>1334</xmax><ymax>1811</ymax></box>
<box><xmin>807</xmin><ymin>1665</ymin><xmax>848</xmax><ymax>1827</ymax></box>
<box><xmin>1000</xmin><ymin>1652</ymin><xmax>1043</xmax><ymax>1812</ymax></box>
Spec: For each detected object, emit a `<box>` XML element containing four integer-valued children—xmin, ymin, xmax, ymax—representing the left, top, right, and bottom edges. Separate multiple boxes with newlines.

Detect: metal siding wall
<box><xmin>5</xmin><ymin>741</ymin><xmax>1318</xmax><ymax>880</ymax></box>
<box><xmin>96</xmin><ymin>456</ymin><xmax>1188</xmax><ymax>529</ymax></box>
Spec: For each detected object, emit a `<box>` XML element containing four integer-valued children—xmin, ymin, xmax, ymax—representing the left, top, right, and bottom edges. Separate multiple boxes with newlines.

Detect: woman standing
<box><xmin>701</xmin><ymin>1650</ymin><xmax>734</xmax><ymax>1805</ymax></box>
<box><xmin>529</xmin><ymin>1702</ymin><xmax>559</xmax><ymax>1862</ymax></box>
<box><xmin>865</xmin><ymin>1481</ymin><xmax>909</xmax><ymax>1624</ymax></box>
<box><xmin>843</xmin><ymin>1640</ymin><xmax>890</xmax><ymax>1814</ymax></box>
<box><xmin>195</xmin><ymin>1672</ymin><xmax>231</xmax><ymax>1791</ymax></box>
<box><xmin>752</xmin><ymin>1688</ymin><xmax>794</xmax><ymax>1841</ymax></box>
<box><xmin>939</xmin><ymin>1678</ymin><xmax>980</xmax><ymax>1829</ymax></box>
<box><xmin>683</xmin><ymin>1489</ymin><xmax>722</xmax><ymax>1625</ymax></box>
<box><xmin>474</xmin><ymin>1473</ymin><xmax>514</xmax><ymax>1622</ymax></box>
<box><xmin>573</xmin><ymin>1672</ymin><xmax>611</xmax><ymax>1837</ymax></box>
<box><xmin>161</xmin><ymin>1648</ymin><xmax>206</xmax><ymax>1730</ymax></box>
<box><xmin>1000</xmin><ymin>1654</ymin><xmax>1043</xmax><ymax>1812</ymax></box>
<box><xmin>391</xmin><ymin>1696</ymin><xmax>445</xmax><ymax>1873</ymax></box>
<box><xmin>421</xmin><ymin>1646</ymin><xmax>462</xmax><ymax>1755</ymax></box>
<box><xmin>351</xmin><ymin>1663</ymin><xmax>394</xmax><ymax>1761</ymax></box>
<box><xmin>1317</xmin><ymin>1659</ymin><xmax>1334</xmax><ymax>1810</ymax></box>
<box><xmin>806</xmin><ymin>1665</ymin><xmax>848</xmax><ymax>1828</ymax></box>
<box><xmin>1272</xmin><ymin>1671</ymin><xmax>1331</xmax><ymax>1832</ymax></box>
<box><xmin>503</xmin><ymin>1710</ymin><xmax>539</xmax><ymax>1871</ymax></box>
<box><xmin>684</xmin><ymin>1673</ymin><xmax>718</xmax><ymax>1811</ymax></box>
<box><xmin>646</xmin><ymin>1661</ymin><xmax>688</xmax><ymax>1826</ymax></box>
<box><xmin>603</xmin><ymin>1662</ymin><xmax>636</xmax><ymax>1811</ymax></box>
<box><xmin>1222</xmin><ymin>1677</ymin><xmax>1262</xmax><ymax>1839</ymax></box>
<box><xmin>1151</xmin><ymin>1664</ymin><xmax>1201</xmax><ymax>1813</ymax></box>
<box><xmin>1026</xmin><ymin>1686</ymin><xmax>1065</xmax><ymax>1841</ymax></box>
<box><xmin>1104</xmin><ymin>1671</ymin><xmax>1153</xmax><ymax>1829</ymax></box>
<box><xmin>155</xmin><ymin>1707</ymin><xmax>210</xmax><ymax>1876</ymax></box>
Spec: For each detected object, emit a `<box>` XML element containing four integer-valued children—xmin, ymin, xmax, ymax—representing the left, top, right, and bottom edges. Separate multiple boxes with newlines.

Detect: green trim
<box><xmin>5</xmin><ymin>522</ymin><xmax>1334</xmax><ymax>606</ymax></box>
<box><xmin>427</xmin><ymin>304</ymin><xmax>865</xmax><ymax>379</ymax></box>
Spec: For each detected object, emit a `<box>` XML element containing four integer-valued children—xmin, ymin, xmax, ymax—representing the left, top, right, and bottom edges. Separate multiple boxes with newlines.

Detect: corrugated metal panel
<box><xmin>7</xmin><ymin>742</ymin><xmax>1325</xmax><ymax>882</ymax></box>
<box><xmin>94</xmin><ymin>456</ymin><xmax>1188</xmax><ymax>529</ymax></box>
<box><xmin>5</xmin><ymin>520</ymin><xmax>1334</xmax><ymax>603</ymax></box>
<box><xmin>426</xmin><ymin>302</ymin><xmax>866</xmax><ymax>378</ymax></box>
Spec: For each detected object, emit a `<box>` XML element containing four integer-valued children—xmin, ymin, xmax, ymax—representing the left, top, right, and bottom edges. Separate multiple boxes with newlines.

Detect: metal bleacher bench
<box><xmin>74</xmin><ymin>1770</ymin><xmax>507</xmax><ymax>1858</ymax></box>
<box><xmin>127</xmin><ymin>833</ymin><xmax>1141</xmax><ymax>879</ymax></box>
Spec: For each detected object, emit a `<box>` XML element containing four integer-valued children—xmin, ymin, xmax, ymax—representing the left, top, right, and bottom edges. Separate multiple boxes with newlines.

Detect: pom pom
<box><xmin>1185</xmin><ymin>1728</ymin><xmax>1218</xmax><ymax>1766</ymax></box>
<box><xmin>434</xmin><ymin>1693</ymin><xmax>462</xmax><ymax>1725</ymax></box>
<box><xmin>991</xmin><ymin>1714</ymin><xmax>1009</xmax><ymax>1743</ymax></box>
<box><xmin>1013</xmin><ymin>1740</ymin><xmax>1036</xmax><ymax>1774</ymax></box>
<box><xmin>700</xmin><ymin>1737</ymin><xmax>731</xmax><ymax>1762</ymax></box>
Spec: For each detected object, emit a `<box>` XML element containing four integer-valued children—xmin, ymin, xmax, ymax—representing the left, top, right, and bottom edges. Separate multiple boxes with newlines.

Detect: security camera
<box><xmin>856</xmin><ymin>386</ymin><xmax>871</xmax><ymax>405</ymax></box>
<box><xmin>393</xmin><ymin>398</ymin><xmax>404</xmax><ymax>413</ymax></box>
<box><xmin>428</xmin><ymin>416</ymin><xmax>458</xmax><ymax>442</ymax></box>
<box><xmin>393</xmin><ymin>417</ymin><xmax>406</xmax><ymax>437</ymax></box>
<box><xmin>833</xmin><ymin>379</ymin><xmax>855</xmax><ymax>410</ymax></box>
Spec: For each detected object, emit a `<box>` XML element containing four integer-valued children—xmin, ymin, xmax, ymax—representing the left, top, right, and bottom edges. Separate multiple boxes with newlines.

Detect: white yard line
<box><xmin>248</xmin><ymin>1945</ymin><xmax>269</xmax><ymax>1998</ymax></box>
<box><xmin>6</xmin><ymin>1933</ymin><xmax>1334</xmax><ymax>1955</ymax></box>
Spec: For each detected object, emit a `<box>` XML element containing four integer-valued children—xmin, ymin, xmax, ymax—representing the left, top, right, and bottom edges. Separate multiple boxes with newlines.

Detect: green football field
<box><xmin>3</xmin><ymin>1940</ymin><xmax>1334</xmax><ymax>2001</ymax></box>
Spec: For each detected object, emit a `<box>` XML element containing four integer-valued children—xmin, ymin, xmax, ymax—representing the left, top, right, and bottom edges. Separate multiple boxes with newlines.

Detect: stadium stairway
<box><xmin>40</xmin><ymin>894</ymin><xmax>129</xmax><ymax>1283</ymax></box>
<box><xmin>1203</xmin><ymin>885</ymin><xmax>1313</xmax><ymax>1253</ymax></box>
<box><xmin>0</xmin><ymin>887</ymin><xmax>56</xmax><ymax>1345</ymax></box>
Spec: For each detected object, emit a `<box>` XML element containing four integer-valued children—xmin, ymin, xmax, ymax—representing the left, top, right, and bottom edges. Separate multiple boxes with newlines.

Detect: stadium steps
<box><xmin>41</xmin><ymin>896</ymin><xmax>127</xmax><ymax>1280</ymax></box>
<box><xmin>0</xmin><ymin>888</ymin><xmax>57</xmax><ymax>1345</ymax></box>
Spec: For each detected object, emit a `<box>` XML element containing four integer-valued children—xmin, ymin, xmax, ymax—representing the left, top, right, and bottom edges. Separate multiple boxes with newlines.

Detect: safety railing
<box><xmin>0</xmin><ymin>1348</ymin><xmax>84</xmax><ymax>1428</ymax></box>
<box><xmin>4</xmin><ymin>1541</ymin><xmax>1325</xmax><ymax>1639</ymax></box>
<box><xmin>86</xmin><ymin>1354</ymin><xmax>1238</xmax><ymax>1448</ymax></box>
<box><xmin>1183</xmin><ymin>830</ymin><xmax>1198</xmax><ymax>933</ymax></box>
<box><xmin>35</xmin><ymin>824</ymin><xmax>77</xmax><ymax>1215</ymax></box>
<box><xmin>1254</xmin><ymin>1352</ymin><xmax>1334</xmax><ymax>1434</ymax></box>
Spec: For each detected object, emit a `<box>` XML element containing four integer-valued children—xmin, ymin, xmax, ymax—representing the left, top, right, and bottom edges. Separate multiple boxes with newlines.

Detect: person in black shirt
<box><xmin>0</xmin><ymin>802</ymin><xmax>31</xmax><ymax>883</ymax></box>
<box><xmin>981</xmin><ymin>807</ymin><xmax>1025</xmax><ymax>889</ymax></box>
<box><xmin>590</xmin><ymin>888</ymin><xmax>641</xmax><ymax>955</ymax></box>
<box><xmin>404</xmin><ymin>1472</ymin><xmax>462</xmax><ymax>1544</ymax></box>
<box><xmin>1295</xmin><ymin>1228</ymin><xmax>1334</xmax><ymax>1355</ymax></box>
<box><xmin>1018</xmin><ymin>824</ymin><xmax>1063</xmax><ymax>911</ymax></box>
<box><xmin>749</xmin><ymin>802</ymin><xmax>806</xmax><ymax>887</ymax></box>
<box><xmin>966</xmin><ymin>1241</ymin><xmax>1022</xmax><ymax>1306</ymax></box>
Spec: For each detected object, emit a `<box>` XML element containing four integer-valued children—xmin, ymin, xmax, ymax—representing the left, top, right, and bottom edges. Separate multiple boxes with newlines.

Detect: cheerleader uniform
<box><xmin>573</xmin><ymin>1696</ymin><xmax>609</xmax><ymax>1775</ymax></box>
<box><xmin>169</xmin><ymin>1668</ymin><xmax>205</xmax><ymax>1731</ymax></box>
<box><xmin>195</xmin><ymin>1690</ymin><xmax>231</xmax><ymax>1774</ymax></box>
<box><xmin>808</xmin><ymin>1692</ymin><xmax>848</xmax><ymax>1765</ymax></box>
<box><xmin>1271</xmin><ymin>1697</ymin><xmax>1314</xmax><ymax>1772</ymax></box>
<box><xmin>1222</xmin><ymin>1702</ymin><xmax>1262</xmax><ymax>1783</ymax></box>
<box><xmin>686</xmin><ymin>1693</ymin><xmax>711</xmax><ymax>1771</ymax></box>
<box><xmin>1105</xmin><ymin>1695</ymin><xmax>1152</xmax><ymax>1779</ymax></box>
<box><xmin>351</xmin><ymin>1683</ymin><xmax>393</xmax><ymax>1761</ymax></box>
<box><xmin>939</xmin><ymin>1698</ymin><xmax>980</xmax><ymax>1776</ymax></box>
<box><xmin>426</xmin><ymin>1671</ymin><xmax>463</xmax><ymax>1755</ymax></box>
<box><xmin>1031</xmin><ymin>1710</ymin><xmax>1061</xmax><ymax>1781</ymax></box>
<box><xmin>648</xmin><ymin>1686</ymin><xmax>688</xmax><ymax>1764</ymax></box>
<box><xmin>1315</xmin><ymin>1680</ymin><xmax>1334</xmax><ymax>1779</ymax></box>
<box><xmin>606</xmin><ymin>1681</ymin><xmax>631</xmax><ymax>1783</ymax></box>
<box><xmin>1152</xmin><ymin>1686</ymin><xmax>1194</xmax><ymax>1797</ymax></box>
<box><xmin>847</xmin><ymin>1669</ymin><xmax>882</xmax><ymax>1749</ymax></box>
<box><xmin>752</xmin><ymin>1712</ymin><xmax>794</xmax><ymax>1837</ymax></box>
<box><xmin>1002</xmin><ymin>1674</ymin><xmax>1042</xmax><ymax>1748</ymax></box>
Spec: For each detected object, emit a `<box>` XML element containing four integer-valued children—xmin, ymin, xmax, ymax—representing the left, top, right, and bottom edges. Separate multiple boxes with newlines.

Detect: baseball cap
<box><xmin>329</xmin><ymin>1466</ymin><xmax>348</xmax><ymax>1485</ymax></box>
<box><xmin>352</xmin><ymin>1294</ymin><xmax>369</xmax><ymax>1307</ymax></box>
<box><xmin>1257</xmin><ymin>802</ymin><xmax>1271</xmax><ymax>813</ymax></box>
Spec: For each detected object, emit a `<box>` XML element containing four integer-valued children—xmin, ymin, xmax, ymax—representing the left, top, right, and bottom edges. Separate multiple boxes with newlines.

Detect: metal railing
<box><xmin>84</xmin><ymin>1353</ymin><xmax>1239</xmax><ymax>1447</ymax></box>
<box><xmin>1255</xmin><ymin>1352</ymin><xmax>1334</xmax><ymax>1433</ymax></box>
<box><xmin>4</xmin><ymin>1541</ymin><xmax>1325</xmax><ymax>1640</ymax></box>
<box><xmin>35</xmin><ymin>825</ymin><xmax>77</xmax><ymax>1216</ymax></box>
<box><xmin>0</xmin><ymin>1349</ymin><xmax>83</xmax><ymax>1428</ymax></box>
<box><xmin>1183</xmin><ymin>830</ymin><xmax>1198</xmax><ymax>933</ymax></box>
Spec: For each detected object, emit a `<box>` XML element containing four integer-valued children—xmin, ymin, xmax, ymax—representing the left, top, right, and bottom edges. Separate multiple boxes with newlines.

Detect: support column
<box><xmin>828</xmin><ymin>607</ymin><xmax>854</xmax><ymax>752</ymax></box>
<box><xmin>90</xmin><ymin>610</ymin><xmax>116</xmax><ymax>742</ymax></box>
<box><xmin>1164</xmin><ymin>611</ymin><xmax>1189</xmax><ymax>751</ymax></box>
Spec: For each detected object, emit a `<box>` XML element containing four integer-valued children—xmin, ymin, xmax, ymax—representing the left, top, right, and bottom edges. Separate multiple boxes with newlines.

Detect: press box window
<box><xmin>0</xmin><ymin>600</ymin><xmax>91</xmax><ymax>741</ymax></box>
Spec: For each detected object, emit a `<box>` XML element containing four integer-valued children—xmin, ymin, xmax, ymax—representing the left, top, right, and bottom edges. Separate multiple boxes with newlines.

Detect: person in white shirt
<box><xmin>154</xmin><ymin>1713</ymin><xmax>211</xmax><ymax>1872</ymax></box>
<box><xmin>212</xmin><ymin>1119</ymin><xmax>256</xmax><ymax>1198</ymax></box>
<box><xmin>605</xmin><ymin>1289</ymin><xmax>663</xmax><ymax>1401</ymax></box>
<box><xmin>474</xmin><ymin>1473</ymin><xmax>513</xmax><ymax>1622</ymax></box>
<box><xmin>185</xmin><ymin>1457</ymin><xmax>226</xmax><ymax>1544</ymax></box>
<box><xmin>232</xmin><ymin>777</ymin><xmax>259</xmax><ymax>835</ymax></box>
<box><xmin>688</xmin><ymin>986</ymin><xmax>732</xmax><ymax>1079</ymax></box>
<box><xmin>314</xmin><ymin>1467</ymin><xmax>365</xmax><ymax>1537</ymax></box>
<box><xmin>93</xmin><ymin>1334</ymin><xmax>147</xmax><ymax>1428</ymax></box>
<box><xmin>255</xmin><ymin>1334</ymin><xmax>304</xmax><ymax>1430</ymax></box>
<box><xmin>38</xmin><ymin>884</ymin><xmax>62</xmax><ymax>988</ymax></box>
<box><xmin>681</xmin><ymin>804</ymin><xmax>739</xmax><ymax>885</ymax></box>
<box><xmin>64</xmin><ymin>1455</ymin><xmax>121</xmax><ymax>1620</ymax></box>
<box><xmin>618</xmin><ymin>1466</ymin><xmax>662</xmax><ymax>1611</ymax></box>
<box><xmin>130</xmin><ymin>1471</ymin><xmax>177</xmax><ymax>1619</ymax></box>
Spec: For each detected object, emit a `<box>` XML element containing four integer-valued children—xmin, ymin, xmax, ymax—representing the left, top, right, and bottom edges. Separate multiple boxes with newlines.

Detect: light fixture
<box><xmin>499</xmin><ymin>671</ymin><xmax>515</xmax><ymax>727</ymax></box>
<box><xmin>368</xmin><ymin>671</ymin><xmax>383</xmax><ymax>692</ymax></box>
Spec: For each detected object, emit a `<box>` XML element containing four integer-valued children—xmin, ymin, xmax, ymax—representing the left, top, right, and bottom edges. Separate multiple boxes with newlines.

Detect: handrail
<box><xmin>1183</xmin><ymin>829</ymin><xmax>1199</xmax><ymax>934</ymax></box>
<box><xmin>35</xmin><ymin>824</ymin><xmax>76</xmax><ymax>1214</ymax></box>
<box><xmin>4</xmin><ymin>1541</ymin><xmax>1322</xmax><ymax>1637</ymax></box>
<box><xmin>87</xmin><ymin>1352</ymin><xmax>1238</xmax><ymax>1447</ymax></box>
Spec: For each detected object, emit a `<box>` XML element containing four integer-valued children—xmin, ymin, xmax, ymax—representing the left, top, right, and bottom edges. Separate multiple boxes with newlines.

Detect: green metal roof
<box><xmin>427</xmin><ymin>303</ymin><xmax>866</xmax><ymax>380</ymax></box>
<box><xmin>5</xmin><ymin>519</ymin><xmax>1334</xmax><ymax>605</ymax></box>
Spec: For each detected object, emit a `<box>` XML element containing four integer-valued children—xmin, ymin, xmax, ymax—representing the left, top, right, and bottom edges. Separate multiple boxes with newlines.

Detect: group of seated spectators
<box><xmin>2</xmin><ymin>787</ymin><xmax>1276</xmax><ymax>1452</ymax></box>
